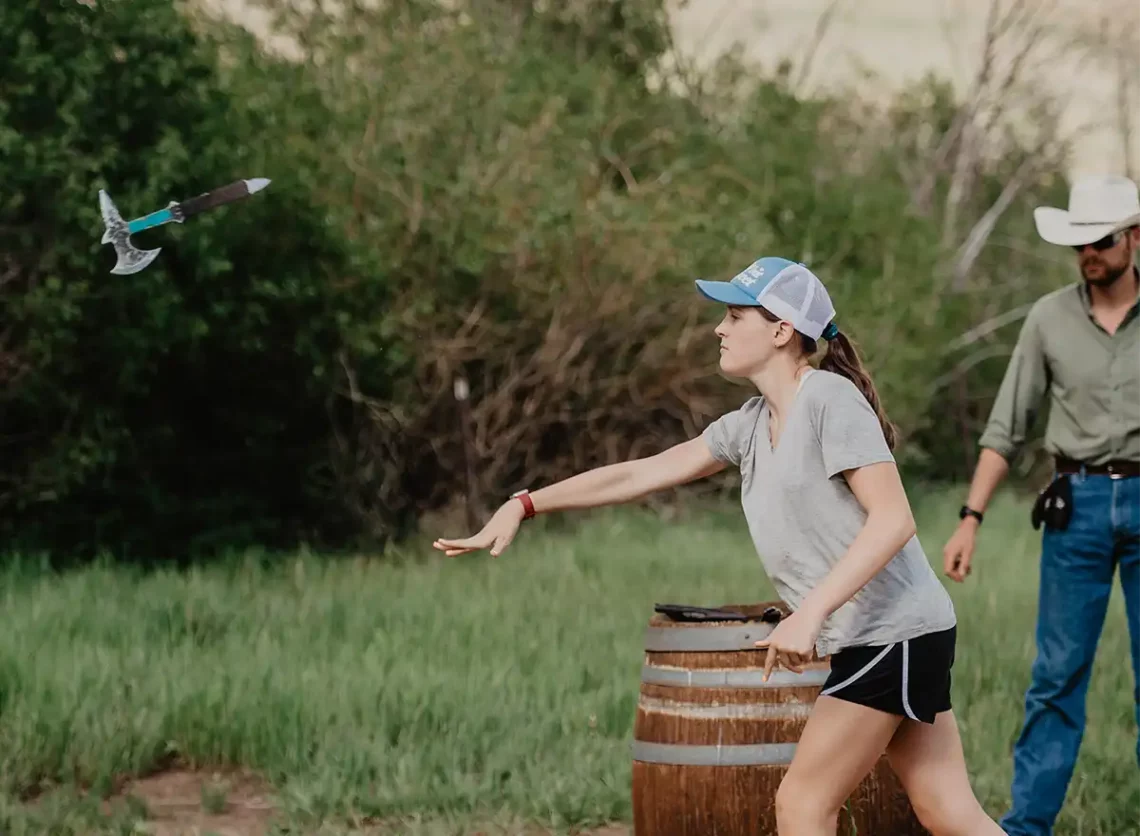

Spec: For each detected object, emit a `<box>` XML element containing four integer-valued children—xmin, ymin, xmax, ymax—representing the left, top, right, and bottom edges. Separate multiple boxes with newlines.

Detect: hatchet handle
<box><xmin>127</xmin><ymin>206</ymin><xmax>180</xmax><ymax>234</ymax></box>
<box><xmin>178</xmin><ymin>180</ymin><xmax>255</xmax><ymax>220</ymax></box>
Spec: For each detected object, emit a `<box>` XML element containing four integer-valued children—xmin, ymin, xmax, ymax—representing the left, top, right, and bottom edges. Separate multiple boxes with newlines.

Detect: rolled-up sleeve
<box><xmin>978</xmin><ymin>305</ymin><xmax>1050</xmax><ymax>462</ymax></box>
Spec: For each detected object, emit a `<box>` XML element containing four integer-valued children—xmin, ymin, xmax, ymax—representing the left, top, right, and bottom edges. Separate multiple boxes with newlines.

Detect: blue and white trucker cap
<box><xmin>695</xmin><ymin>256</ymin><xmax>838</xmax><ymax>342</ymax></box>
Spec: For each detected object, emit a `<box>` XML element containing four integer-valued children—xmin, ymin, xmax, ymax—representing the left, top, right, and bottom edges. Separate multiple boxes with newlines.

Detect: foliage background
<box><xmin>0</xmin><ymin>0</ymin><xmax>1076</xmax><ymax>559</ymax></box>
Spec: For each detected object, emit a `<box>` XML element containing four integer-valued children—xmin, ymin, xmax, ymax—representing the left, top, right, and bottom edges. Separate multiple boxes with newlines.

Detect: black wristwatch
<box><xmin>959</xmin><ymin>505</ymin><xmax>984</xmax><ymax>525</ymax></box>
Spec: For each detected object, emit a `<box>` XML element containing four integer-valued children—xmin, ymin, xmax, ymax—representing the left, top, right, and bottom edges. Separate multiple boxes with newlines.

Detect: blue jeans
<box><xmin>1000</xmin><ymin>472</ymin><xmax>1140</xmax><ymax>836</ymax></box>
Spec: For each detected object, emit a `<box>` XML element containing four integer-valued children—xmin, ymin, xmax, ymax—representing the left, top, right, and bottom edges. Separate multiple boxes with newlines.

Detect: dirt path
<box><xmin>99</xmin><ymin>768</ymin><xmax>632</xmax><ymax>836</ymax></box>
<box><xmin>111</xmin><ymin>768</ymin><xmax>277</xmax><ymax>836</ymax></box>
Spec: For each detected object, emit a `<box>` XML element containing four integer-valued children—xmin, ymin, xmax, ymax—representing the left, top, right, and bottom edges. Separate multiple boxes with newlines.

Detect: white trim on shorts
<box><xmin>820</xmin><ymin>640</ymin><xmax>923</xmax><ymax>722</ymax></box>
<box><xmin>900</xmin><ymin>639</ymin><xmax>920</xmax><ymax>721</ymax></box>
<box><xmin>819</xmin><ymin>643</ymin><xmax>894</xmax><ymax>696</ymax></box>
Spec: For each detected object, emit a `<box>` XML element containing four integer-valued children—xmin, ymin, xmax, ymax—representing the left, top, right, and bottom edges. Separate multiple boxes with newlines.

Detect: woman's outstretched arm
<box><xmin>432</xmin><ymin>436</ymin><xmax>726</xmax><ymax>557</ymax></box>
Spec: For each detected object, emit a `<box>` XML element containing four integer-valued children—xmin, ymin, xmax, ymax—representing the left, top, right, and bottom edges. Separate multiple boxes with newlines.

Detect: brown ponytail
<box><xmin>818</xmin><ymin>330</ymin><xmax>899</xmax><ymax>450</ymax></box>
<box><xmin>755</xmin><ymin>306</ymin><xmax>898</xmax><ymax>450</ymax></box>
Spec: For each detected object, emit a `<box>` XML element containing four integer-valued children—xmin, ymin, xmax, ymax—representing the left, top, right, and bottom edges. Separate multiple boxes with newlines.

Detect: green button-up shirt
<box><xmin>979</xmin><ymin>271</ymin><xmax>1140</xmax><ymax>465</ymax></box>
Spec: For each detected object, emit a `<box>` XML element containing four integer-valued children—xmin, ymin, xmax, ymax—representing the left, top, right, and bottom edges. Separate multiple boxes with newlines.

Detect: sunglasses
<box><xmin>1072</xmin><ymin>230</ymin><xmax>1125</xmax><ymax>252</ymax></box>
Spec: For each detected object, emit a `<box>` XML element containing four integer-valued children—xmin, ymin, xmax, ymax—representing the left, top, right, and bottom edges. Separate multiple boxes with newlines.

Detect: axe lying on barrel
<box><xmin>98</xmin><ymin>178</ymin><xmax>271</xmax><ymax>275</ymax></box>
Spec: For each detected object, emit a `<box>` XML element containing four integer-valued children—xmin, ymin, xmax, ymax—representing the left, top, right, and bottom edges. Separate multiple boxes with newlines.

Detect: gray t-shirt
<box><xmin>702</xmin><ymin>369</ymin><xmax>957</xmax><ymax>657</ymax></box>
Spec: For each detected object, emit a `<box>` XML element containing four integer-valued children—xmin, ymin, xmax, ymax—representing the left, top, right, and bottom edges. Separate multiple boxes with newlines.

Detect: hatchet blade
<box><xmin>99</xmin><ymin>189</ymin><xmax>161</xmax><ymax>275</ymax></box>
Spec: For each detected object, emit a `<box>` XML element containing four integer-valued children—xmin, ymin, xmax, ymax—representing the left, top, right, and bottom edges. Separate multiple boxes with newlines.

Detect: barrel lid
<box><xmin>644</xmin><ymin>601</ymin><xmax>798</xmax><ymax>652</ymax></box>
<box><xmin>648</xmin><ymin>601</ymin><xmax>788</xmax><ymax>630</ymax></box>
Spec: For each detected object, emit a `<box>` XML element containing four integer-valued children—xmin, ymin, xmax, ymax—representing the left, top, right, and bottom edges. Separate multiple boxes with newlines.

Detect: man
<box><xmin>942</xmin><ymin>173</ymin><xmax>1140</xmax><ymax>835</ymax></box>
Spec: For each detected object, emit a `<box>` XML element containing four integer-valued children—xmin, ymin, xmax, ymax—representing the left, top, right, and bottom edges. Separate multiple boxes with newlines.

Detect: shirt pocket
<box><xmin>1046</xmin><ymin>339</ymin><xmax>1110</xmax><ymax>406</ymax></box>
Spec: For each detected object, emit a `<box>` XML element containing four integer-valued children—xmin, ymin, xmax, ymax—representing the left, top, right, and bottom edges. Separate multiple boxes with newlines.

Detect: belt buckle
<box><xmin>1108</xmin><ymin>463</ymin><xmax>1125</xmax><ymax>480</ymax></box>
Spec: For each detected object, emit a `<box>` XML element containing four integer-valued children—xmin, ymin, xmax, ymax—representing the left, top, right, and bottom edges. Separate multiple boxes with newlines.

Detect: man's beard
<box><xmin>1081</xmin><ymin>259</ymin><xmax>1133</xmax><ymax>288</ymax></box>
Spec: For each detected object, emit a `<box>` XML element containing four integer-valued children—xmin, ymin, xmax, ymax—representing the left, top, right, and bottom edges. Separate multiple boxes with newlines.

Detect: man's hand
<box><xmin>943</xmin><ymin>518</ymin><xmax>980</xmax><ymax>582</ymax></box>
<box><xmin>944</xmin><ymin>448</ymin><xmax>1008</xmax><ymax>582</ymax></box>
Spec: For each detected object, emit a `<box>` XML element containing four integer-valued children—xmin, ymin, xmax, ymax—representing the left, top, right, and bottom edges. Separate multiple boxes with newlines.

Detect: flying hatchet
<box><xmin>98</xmin><ymin>178</ymin><xmax>271</xmax><ymax>275</ymax></box>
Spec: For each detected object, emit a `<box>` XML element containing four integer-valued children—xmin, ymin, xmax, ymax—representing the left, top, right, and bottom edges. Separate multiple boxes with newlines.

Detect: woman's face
<box><xmin>714</xmin><ymin>305</ymin><xmax>796</xmax><ymax>377</ymax></box>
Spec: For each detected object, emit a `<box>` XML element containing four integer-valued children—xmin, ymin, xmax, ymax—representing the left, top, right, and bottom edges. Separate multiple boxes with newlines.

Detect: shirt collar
<box><xmin>1076</xmin><ymin>265</ymin><xmax>1140</xmax><ymax>321</ymax></box>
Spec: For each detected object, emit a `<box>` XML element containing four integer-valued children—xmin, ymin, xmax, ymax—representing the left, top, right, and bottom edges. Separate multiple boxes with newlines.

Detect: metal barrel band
<box><xmin>640</xmin><ymin>664</ymin><xmax>830</xmax><ymax>689</ymax></box>
<box><xmin>631</xmin><ymin>740</ymin><xmax>798</xmax><ymax>766</ymax></box>
<box><xmin>636</xmin><ymin>696</ymin><xmax>815</xmax><ymax>720</ymax></box>
<box><xmin>644</xmin><ymin>623</ymin><xmax>775</xmax><ymax>652</ymax></box>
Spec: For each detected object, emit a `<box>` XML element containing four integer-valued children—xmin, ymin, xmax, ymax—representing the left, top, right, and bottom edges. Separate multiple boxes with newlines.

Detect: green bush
<box><xmin>0</xmin><ymin>0</ymin><xmax>376</xmax><ymax>558</ymax></box>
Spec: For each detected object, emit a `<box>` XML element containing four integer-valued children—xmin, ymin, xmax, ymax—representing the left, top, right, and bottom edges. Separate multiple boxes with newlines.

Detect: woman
<box><xmin>433</xmin><ymin>256</ymin><xmax>1002</xmax><ymax>835</ymax></box>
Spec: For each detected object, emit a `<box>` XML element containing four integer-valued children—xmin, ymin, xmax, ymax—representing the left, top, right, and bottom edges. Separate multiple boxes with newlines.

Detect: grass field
<box><xmin>0</xmin><ymin>487</ymin><xmax>1135</xmax><ymax>835</ymax></box>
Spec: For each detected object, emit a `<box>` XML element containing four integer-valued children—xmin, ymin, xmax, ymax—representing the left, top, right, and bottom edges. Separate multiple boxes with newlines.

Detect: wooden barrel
<box><xmin>631</xmin><ymin>602</ymin><xmax>928</xmax><ymax>835</ymax></box>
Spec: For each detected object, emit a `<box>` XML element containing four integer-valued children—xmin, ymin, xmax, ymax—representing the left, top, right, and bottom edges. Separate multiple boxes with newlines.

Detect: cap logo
<box><xmin>735</xmin><ymin>262</ymin><xmax>766</xmax><ymax>287</ymax></box>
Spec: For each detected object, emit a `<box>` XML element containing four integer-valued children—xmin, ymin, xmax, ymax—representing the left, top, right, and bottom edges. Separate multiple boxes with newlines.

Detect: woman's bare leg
<box><xmin>885</xmin><ymin>709</ymin><xmax>1004</xmax><ymax>835</ymax></box>
<box><xmin>775</xmin><ymin>694</ymin><xmax>903</xmax><ymax>835</ymax></box>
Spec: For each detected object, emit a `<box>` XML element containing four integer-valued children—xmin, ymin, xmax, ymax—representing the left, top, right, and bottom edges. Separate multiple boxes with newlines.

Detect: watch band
<box><xmin>512</xmin><ymin>489</ymin><xmax>536</xmax><ymax>520</ymax></box>
<box><xmin>959</xmin><ymin>505</ymin><xmax>984</xmax><ymax>524</ymax></box>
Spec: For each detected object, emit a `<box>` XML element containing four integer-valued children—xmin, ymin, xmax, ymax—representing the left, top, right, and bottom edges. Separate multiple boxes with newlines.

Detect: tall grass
<box><xmin>0</xmin><ymin>489</ymin><xmax>1134</xmax><ymax>834</ymax></box>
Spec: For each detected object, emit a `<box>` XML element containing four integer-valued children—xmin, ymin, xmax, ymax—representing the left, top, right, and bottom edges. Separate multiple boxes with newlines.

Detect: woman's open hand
<box><xmin>432</xmin><ymin>500</ymin><xmax>526</xmax><ymax>558</ymax></box>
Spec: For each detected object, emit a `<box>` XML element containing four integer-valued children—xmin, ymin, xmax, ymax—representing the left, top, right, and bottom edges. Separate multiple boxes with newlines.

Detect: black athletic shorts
<box><xmin>819</xmin><ymin>625</ymin><xmax>956</xmax><ymax>724</ymax></box>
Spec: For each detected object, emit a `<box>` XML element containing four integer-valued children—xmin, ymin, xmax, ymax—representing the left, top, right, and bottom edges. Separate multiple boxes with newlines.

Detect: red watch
<box><xmin>511</xmin><ymin>489</ymin><xmax>536</xmax><ymax>520</ymax></box>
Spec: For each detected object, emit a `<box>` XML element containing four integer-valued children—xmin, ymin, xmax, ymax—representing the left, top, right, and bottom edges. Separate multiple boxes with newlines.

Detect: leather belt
<box><xmin>1055</xmin><ymin>456</ymin><xmax>1140</xmax><ymax>478</ymax></box>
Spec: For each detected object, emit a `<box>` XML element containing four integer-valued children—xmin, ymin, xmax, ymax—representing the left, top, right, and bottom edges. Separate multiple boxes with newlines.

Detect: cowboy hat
<box><xmin>1033</xmin><ymin>174</ymin><xmax>1140</xmax><ymax>246</ymax></box>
